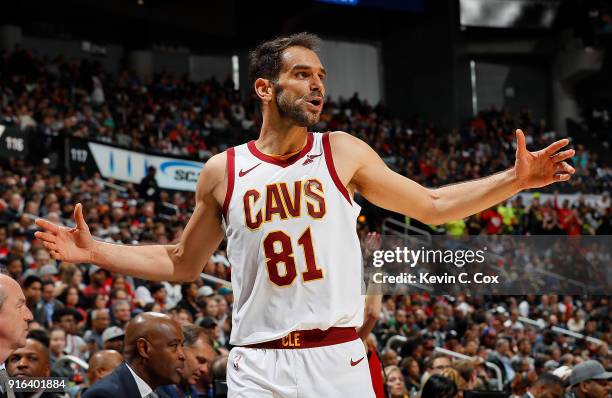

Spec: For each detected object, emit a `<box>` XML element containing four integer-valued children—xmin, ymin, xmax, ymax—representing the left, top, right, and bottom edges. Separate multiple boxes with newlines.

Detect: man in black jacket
<box><xmin>83</xmin><ymin>312</ymin><xmax>185</xmax><ymax>398</ymax></box>
<box><xmin>5</xmin><ymin>335</ymin><xmax>66</xmax><ymax>398</ymax></box>
<box><xmin>33</xmin><ymin>281</ymin><xmax>64</xmax><ymax>329</ymax></box>
<box><xmin>138</xmin><ymin>166</ymin><xmax>160</xmax><ymax>203</ymax></box>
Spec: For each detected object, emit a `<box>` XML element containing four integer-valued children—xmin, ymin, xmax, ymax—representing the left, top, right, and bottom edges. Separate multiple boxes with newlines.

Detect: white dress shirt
<box><xmin>125</xmin><ymin>363</ymin><xmax>153</xmax><ymax>397</ymax></box>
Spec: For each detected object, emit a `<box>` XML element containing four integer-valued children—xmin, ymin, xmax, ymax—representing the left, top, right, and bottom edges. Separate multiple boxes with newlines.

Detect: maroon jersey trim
<box><xmin>247</xmin><ymin>133</ymin><xmax>314</xmax><ymax>167</ymax></box>
<box><xmin>322</xmin><ymin>132</ymin><xmax>352</xmax><ymax>205</ymax></box>
<box><xmin>222</xmin><ymin>147</ymin><xmax>235</xmax><ymax>220</ymax></box>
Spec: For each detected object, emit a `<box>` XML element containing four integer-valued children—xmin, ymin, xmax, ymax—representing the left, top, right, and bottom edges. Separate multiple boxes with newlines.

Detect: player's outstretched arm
<box><xmin>34</xmin><ymin>153</ymin><xmax>226</xmax><ymax>282</ymax></box>
<box><xmin>331</xmin><ymin>130</ymin><xmax>575</xmax><ymax>226</ymax></box>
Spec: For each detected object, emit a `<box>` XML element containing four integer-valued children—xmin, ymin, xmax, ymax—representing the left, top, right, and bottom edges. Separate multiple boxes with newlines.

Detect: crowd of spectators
<box><xmin>0</xmin><ymin>47</ymin><xmax>610</xmax><ymax>397</ymax></box>
<box><xmin>418</xmin><ymin>190</ymin><xmax>611</xmax><ymax>238</ymax></box>
<box><xmin>1</xmin><ymin>47</ymin><xmax>610</xmax><ymax>195</ymax></box>
<box><xmin>371</xmin><ymin>293</ymin><xmax>609</xmax><ymax>397</ymax></box>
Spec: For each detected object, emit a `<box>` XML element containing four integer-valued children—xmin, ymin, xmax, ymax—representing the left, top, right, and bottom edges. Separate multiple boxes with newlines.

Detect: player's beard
<box><xmin>275</xmin><ymin>85</ymin><xmax>320</xmax><ymax>127</ymax></box>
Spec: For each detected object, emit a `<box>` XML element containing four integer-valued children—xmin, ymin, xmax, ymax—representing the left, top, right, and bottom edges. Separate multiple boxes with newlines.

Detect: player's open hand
<box><xmin>514</xmin><ymin>129</ymin><xmax>576</xmax><ymax>189</ymax></box>
<box><xmin>34</xmin><ymin>203</ymin><xmax>94</xmax><ymax>263</ymax></box>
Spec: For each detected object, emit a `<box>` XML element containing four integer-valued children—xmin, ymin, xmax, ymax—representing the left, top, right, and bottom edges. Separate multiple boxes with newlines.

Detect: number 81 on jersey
<box><xmin>263</xmin><ymin>227</ymin><xmax>323</xmax><ymax>286</ymax></box>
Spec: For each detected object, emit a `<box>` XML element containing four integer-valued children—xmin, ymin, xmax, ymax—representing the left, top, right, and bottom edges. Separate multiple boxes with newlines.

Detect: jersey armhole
<box><xmin>222</xmin><ymin>147</ymin><xmax>235</xmax><ymax>221</ymax></box>
<box><xmin>322</xmin><ymin>132</ymin><xmax>352</xmax><ymax>205</ymax></box>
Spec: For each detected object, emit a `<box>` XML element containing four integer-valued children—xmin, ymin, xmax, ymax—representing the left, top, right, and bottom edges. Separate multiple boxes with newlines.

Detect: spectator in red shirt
<box><xmin>83</xmin><ymin>266</ymin><xmax>108</xmax><ymax>297</ymax></box>
<box><xmin>563</xmin><ymin>209</ymin><xmax>582</xmax><ymax>235</ymax></box>
<box><xmin>556</xmin><ymin>198</ymin><xmax>572</xmax><ymax>228</ymax></box>
<box><xmin>481</xmin><ymin>205</ymin><xmax>504</xmax><ymax>234</ymax></box>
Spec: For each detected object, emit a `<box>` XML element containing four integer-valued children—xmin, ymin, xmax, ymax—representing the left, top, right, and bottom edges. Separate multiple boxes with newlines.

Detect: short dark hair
<box><xmin>427</xmin><ymin>353</ymin><xmax>451</xmax><ymax>370</ymax></box>
<box><xmin>5</xmin><ymin>254</ymin><xmax>22</xmax><ymax>265</ymax></box>
<box><xmin>533</xmin><ymin>373</ymin><xmax>564</xmax><ymax>388</ymax></box>
<box><xmin>53</xmin><ymin>307</ymin><xmax>82</xmax><ymax>323</ymax></box>
<box><xmin>42</xmin><ymin>280</ymin><xmax>55</xmax><ymax>289</ymax></box>
<box><xmin>21</xmin><ymin>334</ymin><xmax>50</xmax><ymax>363</ymax></box>
<box><xmin>421</xmin><ymin>375</ymin><xmax>458</xmax><ymax>398</ymax></box>
<box><xmin>23</xmin><ymin>275</ymin><xmax>42</xmax><ymax>289</ymax></box>
<box><xmin>180</xmin><ymin>282</ymin><xmax>196</xmax><ymax>298</ymax></box>
<box><xmin>27</xmin><ymin>329</ymin><xmax>50</xmax><ymax>348</ymax></box>
<box><xmin>248</xmin><ymin>32</ymin><xmax>321</xmax><ymax>86</ymax></box>
<box><xmin>149</xmin><ymin>283</ymin><xmax>165</xmax><ymax>295</ymax></box>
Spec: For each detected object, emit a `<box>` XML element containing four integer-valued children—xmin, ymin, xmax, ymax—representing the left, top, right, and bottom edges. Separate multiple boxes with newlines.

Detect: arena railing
<box><xmin>385</xmin><ymin>335</ymin><xmax>408</xmax><ymax>352</ymax></box>
<box><xmin>519</xmin><ymin>316</ymin><xmax>605</xmax><ymax>346</ymax></box>
<box><xmin>95</xmin><ymin>178</ymin><xmax>127</xmax><ymax>192</ymax></box>
<box><xmin>200</xmin><ymin>272</ymin><xmax>232</xmax><ymax>288</ymax></box>
<box><xmin>434</xmin><ymin>347</ymin><xmax>504</xmax><ymax>391</ymax></box>
<box><xmin>53</xmin><ymin>355</ymin><xmax>89</xmax><ymax>371</ymax></box>
<box><xmin>382</xmin><ymin>217</ymin><xmax>432</xmax><ymax>246</ymax></box>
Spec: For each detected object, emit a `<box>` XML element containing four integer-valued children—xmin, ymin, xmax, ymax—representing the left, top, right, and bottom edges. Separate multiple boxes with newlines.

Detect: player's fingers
<box><xmin>556</xmin><ymin>162</ymin><xmax>575</xmax><ymax>174</ymax></box>
<box><xmin>74</xmin><ymin>203</ymin><xmax>88</xmax><ymax>230</ymax></box>
<box><xmin>544</xmin><ymin>138</ymin><xmax>570</xmax><ymax>155</ymax></box>
<box><xmin>50</xmin><ymin>250</ymin><xmax>63</xmax><ymax>261</ymax></box>
<box><xmin>515</xmin><ymin>129</ymin><xmax>526</xmax><ymax>152</ymax></box>
<box><xmin>34</xmin><ymin>218</ymin><xmax>60</xmax><ymax>234</ymax></box>
<box><xmin>42</xmin><ymin>241</ymin><xmax>58</xmax><ymax>251</ymax></box>
<box><xmin>554</xmin><ymin>173</ymin><xmax>571</xmax><ymax>182</ymax></box>
<box><xmin>550</xmin><ymin>149</ymin><xmax>575</xmax><ymax>162</ymax></box>
<box><xmin>34</xmin><ymin>231</ymin><xmax>58</xmax><ymax>243</ymax></box>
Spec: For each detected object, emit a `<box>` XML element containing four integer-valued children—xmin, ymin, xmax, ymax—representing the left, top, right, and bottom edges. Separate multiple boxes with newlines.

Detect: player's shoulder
<box><xmin>326</xmin><ymin>130</ymin><xmax>372</xmax><ymax>155</ymax></box>
<box><xmin>196</xmin><ymin>151</ymin><xmax>227</xmax><ymax>194</ymax></box>
<box><xmin>204</xmin><ymin>151</ymin><xmax>227</xmax><ymax>173</ymax></box>
<box><xmin>326</xmin><ymin>130</ymin><xmax>354</xmax><ymax>141</ymax></box>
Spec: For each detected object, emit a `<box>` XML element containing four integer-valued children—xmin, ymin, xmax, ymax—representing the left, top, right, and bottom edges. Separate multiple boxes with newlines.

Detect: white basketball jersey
<box><xmin>223</xmin><ymin>132</ymin><xmax>364</xmax><ymax>345</ymax></box>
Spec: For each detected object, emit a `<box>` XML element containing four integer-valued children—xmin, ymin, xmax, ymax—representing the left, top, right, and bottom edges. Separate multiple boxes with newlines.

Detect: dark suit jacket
<box><xmin>33</xmin><ymin>299</ymin><xmax>64</xmax><ymax>328</ymax></box>
<box><xmin>82</xmin><ymin>362</ymin><xmax>142</xmax><ymax>398</ymax></box>
<box><xmin>14</xmin><ymin>393</ymin><xmax>66</xmax><ymax>398</ymax></box>
<box><xmin>156</xmin><ymin>383</ymin><xmax>201</xmax><ymax>398</ymax></box>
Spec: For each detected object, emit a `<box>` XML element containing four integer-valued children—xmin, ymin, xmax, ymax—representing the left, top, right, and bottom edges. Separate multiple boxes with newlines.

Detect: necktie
<box><xmin>0</xmin><ymin>368</ymin><xmax>16</xmax><ymax>398</ymax></box>
<box><xmin>145</xmin><ymin>392</ymin><xmax>159</xmax><ymax>398</ymax></box>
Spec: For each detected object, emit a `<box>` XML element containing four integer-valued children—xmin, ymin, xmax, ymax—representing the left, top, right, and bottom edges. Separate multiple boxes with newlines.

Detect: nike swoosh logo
<box><xmin>239</xmin><ymin>163</ymin><xmax>262</xmax><ymax>177</ymax></box>
<box><xmin>350</xmin><ymin>357</ymin><xmax>365</xmax><ymax>367</ymax></box>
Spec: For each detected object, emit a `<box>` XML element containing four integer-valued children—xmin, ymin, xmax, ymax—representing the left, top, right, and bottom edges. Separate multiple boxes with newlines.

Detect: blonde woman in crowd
<box><xmin>385</xmin><ymin>365</ymin><xmax>411</xmax><ymax>398</ymax></box>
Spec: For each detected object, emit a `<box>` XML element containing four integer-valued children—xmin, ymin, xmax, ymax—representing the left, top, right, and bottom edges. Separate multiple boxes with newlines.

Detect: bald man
<box><xmin>89</xmin><ymin>350</ymin><xmax>123</xmax><ymax>385</ymax></box>
<box><xmin>82</xmin><ymin>312</ymin><xmax>185</xmax><ymax>398</ymax></box>
<box><xmin>74</xmin><ymin>350</ymin><xmax>123</xmax><ymax>398</ymax></box>
<box><xmin>0</xmin><ymin>274</ymin><xmax>34</xmax><ymax>363</ymax></box>
<box><xmin>0</xmin><ymin>273</ymin><xmax>34</xmax><ymax>398</ymax></box>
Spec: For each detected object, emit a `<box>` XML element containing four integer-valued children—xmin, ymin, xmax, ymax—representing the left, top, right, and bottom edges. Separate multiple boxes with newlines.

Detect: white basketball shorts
<box><xmin>226</xmin><ymin>335</ymin><xmax>376</xmax><ymax>397</ymax></box>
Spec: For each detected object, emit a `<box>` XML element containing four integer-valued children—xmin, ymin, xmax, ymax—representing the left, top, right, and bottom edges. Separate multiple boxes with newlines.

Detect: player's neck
<box><xmin>257</xmin><ymin>118</ymin><xmax>309</xmax><ymax>156</ymax></box>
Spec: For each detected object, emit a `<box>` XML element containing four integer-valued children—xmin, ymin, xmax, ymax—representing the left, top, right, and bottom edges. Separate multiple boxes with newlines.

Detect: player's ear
<box><xmin>254</xmin><ymin>78</ymin><xmax>273</xmax><ymax>103</ymax></box>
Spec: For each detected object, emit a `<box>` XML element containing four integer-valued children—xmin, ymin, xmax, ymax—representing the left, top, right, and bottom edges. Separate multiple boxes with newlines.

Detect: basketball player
<box><xmin>34</xmin><ymin>33</ymin><xmax>575</xmax><ymax>397</ymax></box>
